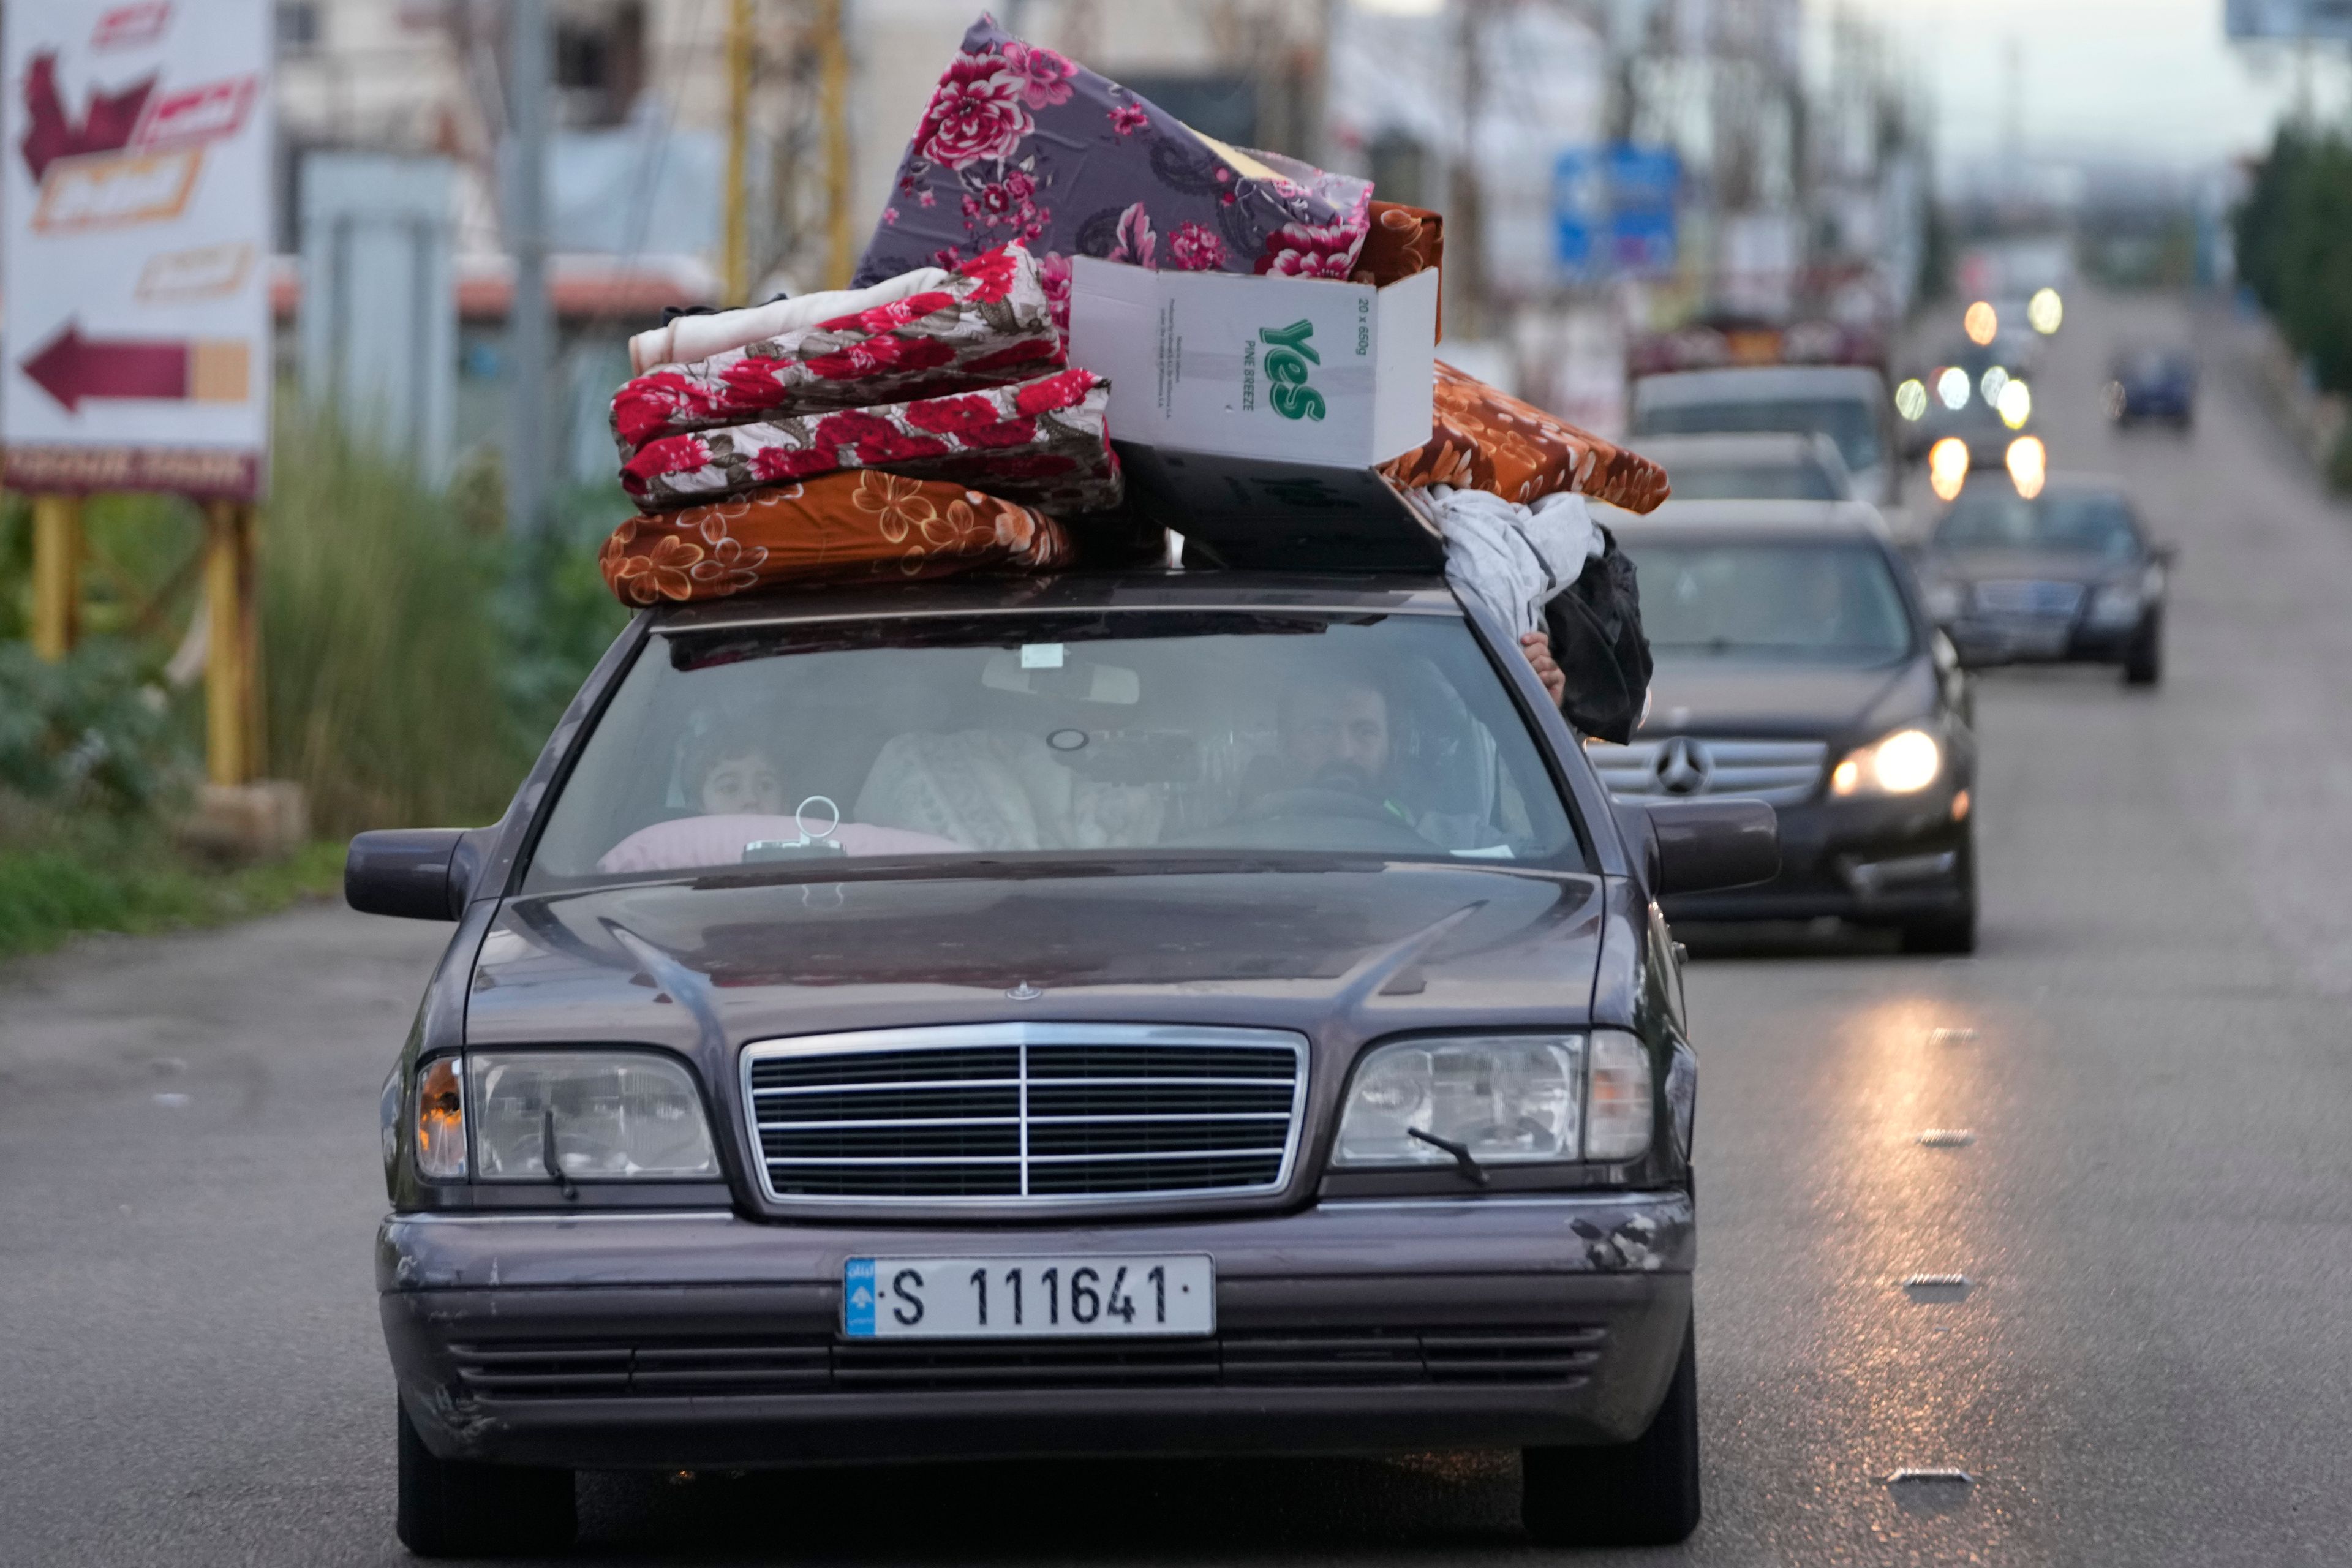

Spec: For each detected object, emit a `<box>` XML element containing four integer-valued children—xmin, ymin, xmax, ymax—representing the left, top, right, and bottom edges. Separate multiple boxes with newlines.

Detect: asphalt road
<box><xmin>6</xmin><ymin>288</ymin><xmax>2352</xmax><ymax>1566</ymax></box>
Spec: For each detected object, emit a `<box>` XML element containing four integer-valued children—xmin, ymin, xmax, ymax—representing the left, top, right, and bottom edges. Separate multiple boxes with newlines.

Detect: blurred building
<box><xmin>268</xmin><ymin>0</ymin><xmax>1928</xmax><ymax>486</ymax></box>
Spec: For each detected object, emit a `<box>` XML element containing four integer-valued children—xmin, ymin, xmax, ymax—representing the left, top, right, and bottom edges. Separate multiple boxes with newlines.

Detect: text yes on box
<box><xmin>1068</xmin><ymin>258</ymin><xmax>1437</xmax><ymax>469</ymax></box>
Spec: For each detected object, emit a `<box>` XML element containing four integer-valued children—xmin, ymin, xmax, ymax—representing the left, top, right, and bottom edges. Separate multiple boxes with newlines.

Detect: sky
<box><xmin>1844</xmin><ymin>0</ymin><xmax>2348</xmax><ymax>172</ymax></box>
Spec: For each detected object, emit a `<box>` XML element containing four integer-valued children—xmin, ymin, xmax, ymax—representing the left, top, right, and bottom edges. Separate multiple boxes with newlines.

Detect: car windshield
<box><xmin>1936</xmin><ymin>492</ymin><xmax>2141</xmax><ymax>559</ymax></box>
<box><xmin>1656</xmin><ymin>462</ymin><xmax>1842</xmax><ymax>502</ymax></box>
<box><xmin>1624</xmin><ymin>539</ymin><xmax>1914</xmax><ymax>665</ymax></box>
<box><xmin>522</xmin><ymin>609</ymin><xmax>1582</xmax><ymax>888</ymax></box>
<box><xmin>2117</xmin><ymin>350</ymin><xmax>2188</xmax><ymax>380</ymax></box>
<box><xmin>1635</xmin><ymin>396</ymin><xmax>1883</xmax><ymax>476</ymax></box>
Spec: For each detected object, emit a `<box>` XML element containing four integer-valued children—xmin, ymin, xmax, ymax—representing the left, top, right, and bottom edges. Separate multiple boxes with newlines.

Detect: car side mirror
<box><xmin>1618</xmin><ymin>797</ymin><xmax>1780</xmax><ymax>895</ymax></box>
<box><xmin>345</xmin><ymin>829</ymin><xmax>484</xmax><ymax>920</ymax></box>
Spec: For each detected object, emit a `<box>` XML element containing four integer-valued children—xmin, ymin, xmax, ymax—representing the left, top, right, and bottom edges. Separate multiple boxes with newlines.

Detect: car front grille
<box><xmin>741</xmin><ymin>1024</ymin><xmax>1308</xmax><ymax>1206</ymax></box>
<box><xmin>448</xmin><ymin>1325</ymin><xmax>1607</xmax><ymax>1400</ymax></box>
<box><xmin>1971</xmin><ymin>579</ymin><xmax>2084</xmax><ymax>617</ymax></box>
<box><xmin>1589</xmin><ymin>736</ymin><xmax>1829</xmax><ymax>805</ymax></box>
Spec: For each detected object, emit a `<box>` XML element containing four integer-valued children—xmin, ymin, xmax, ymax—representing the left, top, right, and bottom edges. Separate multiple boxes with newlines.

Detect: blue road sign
<box><xmin>1553</xmin><ymin>143</ymin><xmax>1680</xmax><ymax>283</ymax></box>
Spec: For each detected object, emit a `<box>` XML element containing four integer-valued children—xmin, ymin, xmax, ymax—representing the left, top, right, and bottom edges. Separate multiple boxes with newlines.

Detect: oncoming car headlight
<box><xmin>1330</xmin><ymin>1032</ymin><xmax>1653</xmax><ymax>1170</ymax></box>
<box><xmin>2087</xmin><ymin>582</ymin><xmax>2143</xmax><ymax>626</ymax></box>
<box><xmin>1831</xmin><ymin>727</ymin><xmax>1943</xmax><ymax>797</ymax></box>
<box><xmin>413</xmin><ymin>1051</ymin><xmax>720</xmax><ymax>1183</ymax></box>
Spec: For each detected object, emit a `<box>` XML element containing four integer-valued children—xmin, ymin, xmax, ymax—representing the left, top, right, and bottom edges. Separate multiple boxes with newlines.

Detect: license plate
<box><xmin>842</xmin><ymin>1254</ymin><xmax>1214</xmax><ymax>1338</ymax></box>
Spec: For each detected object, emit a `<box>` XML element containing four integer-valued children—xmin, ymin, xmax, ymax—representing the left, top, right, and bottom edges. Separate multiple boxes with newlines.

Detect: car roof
<box><xmin>1945</xmin><ymin>470</ymin><xmax>2131</xmax><ymax>503</ymax></box>
<box><xmin>1622</xmin><ymin>432</ymin><xmax>1842</xmax><ymax>468</ymax></box>
<box><xmin>647</xmin><ymin>570</ymin><xmax>1464</xmax><ymax>633</ymax></box>
<box><xmin>1607</xmin><ymin>499</ymin><xmax>1891</xmax><ymax>539</ymax></box>
<box><xmin>1632</xmin><ymin>365</ymin><xmax>1888</xmax><ymax>404</ymax></box>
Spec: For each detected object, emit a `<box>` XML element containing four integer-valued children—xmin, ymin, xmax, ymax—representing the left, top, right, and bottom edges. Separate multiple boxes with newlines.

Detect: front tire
<box><xmin>2124</xmin><ymin>610</ymin><xmax>2163</xmax><ymax>687</ymax></box>
<box><xmin>397</xmin><ymin>1402</ymin><xmax>575</xmax><ymax>1559</ymax></box>
<box><xmin>1521</xmin><ymin>1317</ymin><xmax>1702</xmax><ymax>1547</ymax></box>
<box><xmin>1899</xmin><ymin>827</ymin><xmax>1978</xmax><ymax>955</ymax></box>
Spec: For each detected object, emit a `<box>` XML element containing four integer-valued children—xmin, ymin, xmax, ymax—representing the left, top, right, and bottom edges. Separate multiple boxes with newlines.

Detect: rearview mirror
<box><xmin>1618</xmin><ymin>798</ymin><xmax>1779</xmax><ymax>896</ymax></box>
<box><xmin>345</xmin><ymin>829</ymin><xmax>485</xmax><ymax>920</ymax></box>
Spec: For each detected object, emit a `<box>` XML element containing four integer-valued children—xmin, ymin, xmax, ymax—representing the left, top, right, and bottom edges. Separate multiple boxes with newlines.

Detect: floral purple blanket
<box><xmin>854</xmin><ymin>14</ymin><xmax>1372</xmax><ymax>330</ymax></box>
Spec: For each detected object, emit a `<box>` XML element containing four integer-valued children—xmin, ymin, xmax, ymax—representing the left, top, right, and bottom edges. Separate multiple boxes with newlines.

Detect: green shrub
<box><xmin>0</xmin><ymin>641</ymin><xmax>187</xmax><ymax>814</ymax></box>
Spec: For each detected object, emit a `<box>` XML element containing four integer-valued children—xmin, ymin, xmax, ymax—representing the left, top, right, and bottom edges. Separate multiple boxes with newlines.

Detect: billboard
<box><xmin>2226</xmin><ymin>0</ymin><xmax>2352</xmax><ymax>38</ymax></box>
<box><xmin>1</xmin><ymin>0</ymin><xmax>273</xmax><ymax>500</ymax></box>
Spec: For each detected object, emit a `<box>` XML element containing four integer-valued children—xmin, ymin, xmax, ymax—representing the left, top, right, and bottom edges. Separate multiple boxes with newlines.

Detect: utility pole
<box><xmin>1450</xmin><ymin>0</ymin><xmax>1490</xmax><ymax>341</ymax></box>
<box><xmin>507</xmin><ymin>0</ymin><xmax>552</xmax><ymax>541</ymax></box>
<box><xmin>819</xmin><ymin>0</ymin><xmax>852</xmax><ymax>288</ymax></box>
<box><xmin>723</xmin><ymin>0</ymin><xmax>754</xmax><ymax>304</ymax></box>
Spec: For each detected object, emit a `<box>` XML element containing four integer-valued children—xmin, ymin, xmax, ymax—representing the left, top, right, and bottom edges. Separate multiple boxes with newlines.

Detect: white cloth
<box><xmin>627</xmin><ymin>266</ymin><xmax>954</xmax><ymax>373</ymax></box>
<box><xmin>1423</xmin><ymin>484</ymin><xmax>1603</xmax><ymax>638</ymax></box>
<box><xmin>854</xmin><ymin>730</ymin><xmax>1165</xmax><ymax>853</ymax></box>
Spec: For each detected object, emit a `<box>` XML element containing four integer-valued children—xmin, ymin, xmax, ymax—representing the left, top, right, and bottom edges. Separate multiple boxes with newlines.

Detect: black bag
<box><xmin>1540</xmin><ymin>524</ymin><xmax>1653</xmax><ymax>745</ymax></box>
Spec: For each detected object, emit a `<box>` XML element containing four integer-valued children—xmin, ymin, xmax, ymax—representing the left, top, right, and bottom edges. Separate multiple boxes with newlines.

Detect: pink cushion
<box><xmin>596</xmin><ymin>814</ymin><xmax>967</xmax><ymax>875</ymax></box>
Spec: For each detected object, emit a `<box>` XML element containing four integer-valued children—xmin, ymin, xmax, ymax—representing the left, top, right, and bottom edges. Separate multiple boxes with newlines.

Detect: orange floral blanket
<box><xmin>599</xmin><ymin>470</ymin><xmax>1072</xmax><ymax>606</ymax></box>
<box><xmin>1379</xmin><ymin>361</ymin><xmax>1672</xmax><ymax>513</ymax></box>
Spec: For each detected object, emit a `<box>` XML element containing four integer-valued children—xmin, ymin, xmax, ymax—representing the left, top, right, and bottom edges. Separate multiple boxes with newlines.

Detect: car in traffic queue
<box><xmin>1915</xmin><ymin>473</ymin><xmax>2173</xmax><ymax>686</ymax></box>
<box><xmin>1896</xmin><ymin>337</ymin><xmax>2039</xmax><ymax>471</ymax></box>
<box><xmin>1588</xmin><ymin>500</ymin><xmax>1978</xmax><ymax>953</ymax></box>
<box><xmin>1629</xmin><ymin>364</ymin><xmax>1901</xmax><ymax>509</ymax></box>
<box><xmin>2104</xmin><ymin>345</ymin><xmax>2198</xmax><ymax>428</ymax></box>
<box><xmin>1618</xmin><ymin>432</ymin><xmax>1855</xmax><ymax>503</ymax></box>
<box><xmin>350</xmin><ymin>570</ymin><xmax>1779</xmax><ymax>1558</ymax></box>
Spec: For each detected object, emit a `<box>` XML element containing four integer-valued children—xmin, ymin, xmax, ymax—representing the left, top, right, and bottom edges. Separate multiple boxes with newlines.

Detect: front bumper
<box><xmin>1662</xmin><ymin>792</ymin><xmax>1969</xmax><ymax>925</ymax></box>
<box><xmin>1947</xmin><ymin>612</ymin><xmax>2137</xmax><ymax>666</ymax></box>
<box><xmin>380</xmin><ymin>1194</ymin><xmax>1694</xmax><ymax>1470</ymax></box>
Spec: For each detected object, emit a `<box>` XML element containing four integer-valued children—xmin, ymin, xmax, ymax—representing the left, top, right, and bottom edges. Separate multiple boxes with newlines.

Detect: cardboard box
<box><xmin>1068</xmin><ymin>258</ymin><xmax>1438</xmax><ymax>468</ymax></box>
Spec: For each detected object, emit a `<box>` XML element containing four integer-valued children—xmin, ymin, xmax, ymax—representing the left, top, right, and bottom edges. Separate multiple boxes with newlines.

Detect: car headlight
<box><xmin>423</xmin><ymin>1050</ymin><xmax>720</xmax><ymax>1182</ymax></box>
<box><xmin>1922</xmin><ymin>581</ymin><xmax>1964</xmax><ymax>622</ymax></box>
<box><xmin>2087</xmin><ymin>582</ymin><xmax>2142</xmax><ymax>626</ymax></box>
<box><xmin>1830</xmin><ymin>727</ymin><xmax>1942</xmax><ymax>796</ymax></box>
<box><xmin>1330</xmin><ymin>1031</ymin><xmax>1653</xmax><ymax>1169</ymax></box>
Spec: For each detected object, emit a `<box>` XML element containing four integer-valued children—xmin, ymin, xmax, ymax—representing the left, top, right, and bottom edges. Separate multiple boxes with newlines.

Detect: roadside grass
<box><xmin>0</xmin><ymin>402</ymin><xmax>631</xmax><ymax>964</ymax></box>
<box><xmin>0</xmin><ymin>831</ymin><xmax>346</xmax><ymax>965</ymax></box>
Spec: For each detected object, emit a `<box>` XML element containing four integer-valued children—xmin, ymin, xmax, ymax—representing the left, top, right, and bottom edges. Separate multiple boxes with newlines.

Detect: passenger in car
<box><xmin>594</xmin><ymin>731</ymin><xmax>964</xmax><ymax>874</ymax></box>
<box><xmin>690</xmin><ymin>736</ymin><xmax>790</xmax><ymax>817</ymax></box>
<box><xmin>1242</xmin><ymin>677</ymin><xmax>1415</xmax><ymax>829</ymax></box>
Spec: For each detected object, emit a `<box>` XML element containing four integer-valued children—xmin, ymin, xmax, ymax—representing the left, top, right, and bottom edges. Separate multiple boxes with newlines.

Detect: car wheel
<box><xmin>1899</xmin><ymin>829</ymin><xmax>1978</xmax><ymax>956</ymax></box>
<box><xmin>1521</xmin><ymin>1316</ymin><xmax>1702</xmax><ymax>1547</ymax></box>
<box><xmin>2124</xmin><ymin>610</ymin><xmax>2163</xmax><ymax>687</ymax></box>
<box><xmin>397</xmin><ymin>1401</ymin><xmax>575</xmax><ymax>1559</ymax></box>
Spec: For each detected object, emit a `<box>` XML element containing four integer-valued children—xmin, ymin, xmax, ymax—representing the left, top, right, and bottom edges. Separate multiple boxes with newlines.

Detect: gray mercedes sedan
<box><xmin>350</xmin><ymin>571</ymin><xmax>1774</xmax><ymax>1557</ymax></box>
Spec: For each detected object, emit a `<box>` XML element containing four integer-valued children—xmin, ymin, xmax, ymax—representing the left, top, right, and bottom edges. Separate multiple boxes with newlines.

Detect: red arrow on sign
<box><xmin>19</xmin><ymin>320</ymin><xmax>248</xmax><ymax>413</ymax></box>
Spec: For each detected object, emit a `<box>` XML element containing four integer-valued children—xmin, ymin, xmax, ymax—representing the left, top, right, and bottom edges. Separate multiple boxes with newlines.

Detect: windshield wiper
<box><xmin>1408</xmin><ymin>1126</ymin><xmax>1490</xmax><ymax>1186</ymax></box>
<box><xmin>542</xmin><ymin>1107</ymin><xmax>578</xmax><ymax>1200</ymax></box>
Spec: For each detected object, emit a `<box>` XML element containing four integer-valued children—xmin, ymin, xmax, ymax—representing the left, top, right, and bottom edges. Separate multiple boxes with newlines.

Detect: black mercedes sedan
<box><xmin>348</xmin><ymin>571</ymin><xmax>1776</xmax><ymax>1558</ymax></box>
<box><xmin>1591</xmin><ymin>500</ymin><xmax>1977</xmax><ymax>952</ymax></box>
<box><xmin>1915</xmin><ymin>475</ymin><xmax>2171</xmax><ymax>685</ymax></box>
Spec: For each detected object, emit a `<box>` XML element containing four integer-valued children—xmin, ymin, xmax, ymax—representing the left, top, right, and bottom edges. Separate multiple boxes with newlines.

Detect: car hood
<box><xmin>1640</xmin><ymin>657</ymin><xmax>1926</xmax><ymax>741</ymax></box>
<box><xmin>466</xmin><ymin>864</ymin><xmax>1609</xmax><ymax>1054</ymax></box>
<box><xmin>1928</xmin><ymin>549</ymin><xmax>2128</xmax><ymax>586</ymax></box>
